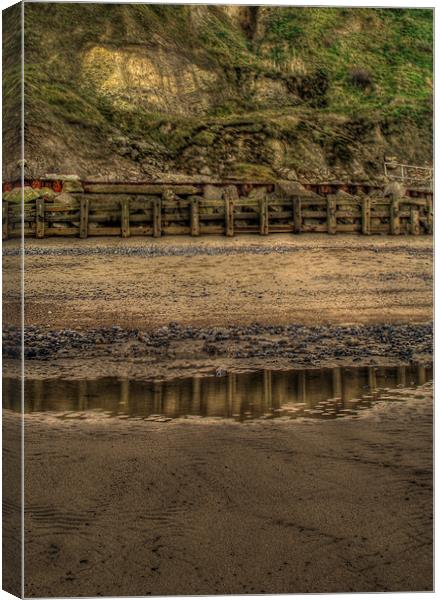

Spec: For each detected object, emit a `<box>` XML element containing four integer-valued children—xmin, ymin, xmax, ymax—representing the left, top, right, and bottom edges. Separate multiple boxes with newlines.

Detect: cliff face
<box><xmin>11</xmin><ymin>4</ymin><xmax>433</xmax><ymax>181</ymax></box>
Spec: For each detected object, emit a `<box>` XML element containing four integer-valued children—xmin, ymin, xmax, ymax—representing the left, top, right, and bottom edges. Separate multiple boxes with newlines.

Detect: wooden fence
<box><xmin>2</xmin><ymin>182</ymin><xmax>433</xmax><ymax>240</ymax></box>
<box><xmin>384</xmin><ymin>162</ymin><xmax>433</xmax><ymax>190</ymax></box>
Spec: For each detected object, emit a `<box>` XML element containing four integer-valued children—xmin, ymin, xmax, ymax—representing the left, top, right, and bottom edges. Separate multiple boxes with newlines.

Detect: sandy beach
<box><xmin>2</xmin><ymin>234</ymin><xmax>433</xmax><ymax>596</ymax></box>
<box><xmin>16</xmin><ymin>381</ymin><xmax>433</xmax><ymax>597</ymax></box>
<box><xmin>2</xmin><ymin>234</ymin><xmax>433</xmax><ymax>380</ymax></box>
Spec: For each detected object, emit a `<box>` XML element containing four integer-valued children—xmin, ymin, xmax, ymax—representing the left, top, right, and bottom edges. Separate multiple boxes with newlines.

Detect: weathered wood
<box><xmin>36</xmin><ymin>198</ymin><xmax>45</xmax><ymax>238</ymax></box>
<box><xmin>259</xmin><ymin>196</ymin><xmax>269</xmax><ymax>235</ymax></box>
<box><xmin>79</xmin><ymin>197</ymin><xmax>89</xmax><ymax>238</ymax></box>
<box><xmin>44</xmin><ymin>227</ymin><xmax>79</xmax><ymax>236</ymax></box>
<box><xmin>153</xmin><ymin>198</ymin><xmax>162</xmax><ymax>237</ymax></box>
<box><xmin>335</xmin><ymin>223</ymin><xmax>362</xmax><ymax>232</ymax></box>
<box><xmin>128</xmin><ymin>227</ymin><xmax>153</xmax><ymax>236</ymax></box>
<box><xmin>390</xmin><ymin>199</ymin><xmax>400</xmax><ymax>235</ymax></box>
<box><xmin>121</xmin><ymin>198</ymin><xmax>130</xmax><ymax>238</ymax></box>
<box><xmin>190</xmin><ymin>197</ymin><xmax>200</xmax><ymax>236</ymax></box>
<box><xmin>426</xmin><ymin>198</ymin><xmax>433</xmax><ymax>234</ymax></box>
<box><xmin>2</xmin><ymin>202</ymin><xmax>8</xmax><ymax>240</ymax></box>
<box><xmin>410</xmin><ymin>207</ymin><xmax>420</xmax><ymax>235</ymax></box>
<box><xmin>83</xmin><ymin>183</ymin><xmax>199</xmax><ymax>195</ymax></box>
<box><xmin>223</xmin><ymin>186</ymin><xmax>238</xmax><ymax>237</ymax></box>
<box><xmin>362</xmin><ymin>197</ymin><xmax>371</xmax><ymax>235</ymax></box>
<box><xmin>327</xmin><ymin>196</ymin><xmax>337</xmax><ymax>234</ymax></box>
<box><xmin>417</xmin><ymin>365</ymin><xmax>426</xmax><ymax>385</ymax></box>
<box><xmin>368</xmin><ymin>367</ymin><xmax>377</xmax><ymax>390</ymax></box>
<box><xmin>293</xmin><ymin>197</ymin><xmax>302</xmax><ymax>233</ymax></box>
<box><xmin>163</xmin><ymin>225</ymin><xmax>191</xmax><ymax>235</ymax></box>
<box><xmin>87</xmin><ymin>226</ymin><xmax>121</xmax><ymax>236</ymax></box>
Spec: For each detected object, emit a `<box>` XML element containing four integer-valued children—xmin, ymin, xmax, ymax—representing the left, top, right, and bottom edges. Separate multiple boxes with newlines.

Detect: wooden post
<box><xmin>36</xmin><ymin>197</ymin><xmax>45</xmax><ymax>238</ymax></box>
<box><xmin>390</xmin><ymin>198</ymin><xmax>400</xmax><ymax>235</ymax></box>
<box><xmin>224</xmin><ymin>186</ymin><xmax>237</xmax><ymax>237</ymax></box>
<box><xmin>121</xmin><ymin>198</ymin><xmax>130</xmax><ymax>238</ymax></box>
<box><xmin>259</xmin><ymin>196</ymin><xmax>269</xmax><ymax>235</ymax></box>
<box><xmin>368</xmin><ymin>367</ymin><xmax>377</xmax><ymax>391</ymax></box>
<box><xmin>78</xmin><ymin>380</ymin><xmax>88</xmax><ymax>411</ymax></box>
<box><xmin>190</xmin><ymin>197</ymin><xmax>200</xmax><ymax>236</ymax></box>
<box><xmin>297</xmin><ymin>371</ymin><xmax>306</xmax><ymax>404</ymax></box>
<box><xmin>293</xmin><ymin>197</ymin><xmax>302</xmax><ymax>233</ymax></box>
<box><xmin>332</xmin><ymin>367</ymin><xmax>342</xmax><ymax>398</ymax></box>
<box><xmin>226</xmin><ymin>373</ymin><xmax>236</xmax><ymax>418</ymax></box>
<box><xmin>153</xmin><ymin>381</ymin><xmax>162</xmax><ymax>413</ymax></box>
<box><xmin>32</xmin><ymin>379</ymin><xmax>44</xmax><ymax>411</ymax></box>
<box><xmin>397</xmin><ymin>366</ymin><xmax>406</xmax><ymax>387</ymax></box>
<box><xmin>120</xmin><ymin>379</ymin><xmax>130</xmax><ymax>410</ymax></box>
<box><xmin>192</xmin><ymin>377</ymin><xmax>202</xmax><ymax>414</ymax></box>
<box><xmin>2</xmin><ymin>202</ymin><xmax>8</xmax><ymax>240</ymax></box>
<box><xmin>327</xmin><ymin>195</ymin><xmax>336</xmax><ymax>234</ymax></box>
<box><xmin>410</xmin><ymin>207</ymin><xmax>420</xmax><ymax>235</ymax></box>
<box><xmin>417</xmin><ymin>365</ymin><xmax>426</xmax><ymax>385</ymax></box>
<box><xmin>79</xmin><ymin>197</ymin><xmax>89</xmax><ymax>239</ymax></box>
<box><xmin>153</xmin><ymin>198</ymin><xmax>162</xmax><ymax>237</ymax></box>
<box><xmin>426</xmin><ymin>198</ymin><xmax>433</xmax><ymax>234</ymax></box>
<box><xmin>263</xmin><ymin>369</ymin><xmax>272</xmax><ymax>410</ymax></box>
<box><xmin>362</xmin><ymin>197</ymin><xmax>371</xmax><ymax>235</ymax></box>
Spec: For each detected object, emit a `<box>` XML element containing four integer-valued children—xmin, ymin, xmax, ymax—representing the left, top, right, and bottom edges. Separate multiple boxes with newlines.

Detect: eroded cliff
<box><xmin>7</xmin><ymin>4</ymin><xmax>432</xmax><ymax>182</ymax></box>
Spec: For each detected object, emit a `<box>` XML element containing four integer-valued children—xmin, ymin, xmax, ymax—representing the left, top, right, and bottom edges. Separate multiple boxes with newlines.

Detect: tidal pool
<box><xmin>3</xmin><ymin>363</ymin><xmax>432</xmax><ymax>422</ymax></box>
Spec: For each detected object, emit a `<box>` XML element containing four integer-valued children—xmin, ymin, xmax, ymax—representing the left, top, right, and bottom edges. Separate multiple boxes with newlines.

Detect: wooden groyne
<box><xmin>2</xmin><ymin>180</ymin><xmax>433</xmax><ymax>239</ymax></box>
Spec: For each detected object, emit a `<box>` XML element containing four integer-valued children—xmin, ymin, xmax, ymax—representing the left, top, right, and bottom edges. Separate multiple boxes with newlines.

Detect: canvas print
<box><xmin>2</xmin><ymin>2</ymin><xmax>433</xmax><ymax>597</ymax></box>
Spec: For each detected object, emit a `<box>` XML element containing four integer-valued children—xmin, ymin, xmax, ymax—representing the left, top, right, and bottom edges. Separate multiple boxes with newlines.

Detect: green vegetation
<box><xmin>9</xmin><ymin>4</ymin><xmax>432</xmax><ymax>179</ymax></box>
<box><xmin>261</xmin><ymin>7</ymin><xmax>432</xmax><ymax>123</ymax></box>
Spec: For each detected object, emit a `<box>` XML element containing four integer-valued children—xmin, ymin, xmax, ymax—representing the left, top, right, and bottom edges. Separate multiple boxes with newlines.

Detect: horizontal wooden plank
<box><xmin>301</xmin><ymin>224</ymin><xmax>328</xmax><ymax>232</ymax></box>
<box><xmin>335</xmin><ymin>224</ymin><xmax>362</xmax><ymax>232</ymax></box>
<box><xmin>336</xmin><ymin>211</ymin><xmax>361</xmax><ymax>218</ymax></box>
<box><xmin>83</xmin><ymin>184</ymin><xmax>199</xmax><ymax>195</ymax></box>
<box><xmin>268</xmin><ymin>225</ymin><xmax>295</xmax><ymax>233</ymax></box>
<box><xmin>162</xmin><ymin>225</ymin><xmax>191</xmax><ymax>234</ymax></box>
<box><xmin>199</xmin><ymin>213</ymin><xmax>225</xmax><ymax>221</ymax></box>
<box><xmin>129</xmin><ymin>214</ymin><xmax>153</xmax><ymax>223</ymax></box>
<box><xmin>128</xmin><ymin>226</ymin><xmax>154</xmax><ymax>236</ymax></box>
<box><xmin>301</xmin><ymin>210</ymin><xmax>327</xmax><ymax>218</ymax></box>
<box><xmin>44</xmin><ymin>204</ymin><xmax>79</xmax><ymax>212</ymax></box>
<box><xmin>199</xmin><ymin>226</ymin><xmax>225</xmax><ymax>234</ymax></box>
<box><xmin>45</xmin><ymin>214</ymin><xmax>80</xmax><ymax>223</ymax></box>
<box><xmin>44</xmin><ymin>227</ymin><xmax>79</xmax><ymax>236</ymax></box>
<box><xmin>88</xmin><ymin>226</ymin><xmax>122</xmax><ymax>235</ymax></box>
<box><xmin>268</xmin><ymin>211</ymin><xmax>292</xmax><ymax>219</ymax></box>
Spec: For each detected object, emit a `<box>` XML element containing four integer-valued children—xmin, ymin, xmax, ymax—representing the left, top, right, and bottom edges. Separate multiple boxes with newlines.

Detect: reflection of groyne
<box><xmin>2</xmin><ymin>179</ymin><xmax>433</xmax><ymax>239</ymax></box>
<box><xmin>3</xmin><ymin>364</ymin><xmax>432</xmax><ymax>422</ymax></box>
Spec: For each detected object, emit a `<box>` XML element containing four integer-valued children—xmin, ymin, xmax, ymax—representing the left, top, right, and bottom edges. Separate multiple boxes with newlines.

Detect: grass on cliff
<box><xmin>260</xmin><ymin>7</ymin><xmax>432</xmax><ymax>123</ymax></box>
<box><xmin>19</xmin><ymin>5</ymin><xmax>432</xmax><ymax>151</ymax></box>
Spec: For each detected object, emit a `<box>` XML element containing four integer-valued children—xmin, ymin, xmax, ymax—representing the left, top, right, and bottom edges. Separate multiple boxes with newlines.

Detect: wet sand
<box><xmin>2</xmin><ymin>234</ymin><xmax>432</xmax><ymax>595</ymax></box>
<box><xmin>19</xmin><ymin>382</ymin><xmax>432</xmax><ymax>596</ymax></box>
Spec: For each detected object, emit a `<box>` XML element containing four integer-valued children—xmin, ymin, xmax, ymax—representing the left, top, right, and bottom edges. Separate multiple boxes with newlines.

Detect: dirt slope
<box><xmin>3</xmin><ymin>4</ymin><xmax>432</xmax><ymax>181</ymax></box>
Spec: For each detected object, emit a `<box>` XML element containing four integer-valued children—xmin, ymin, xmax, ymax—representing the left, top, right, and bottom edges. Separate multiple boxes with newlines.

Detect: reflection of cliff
<box><xmin>3</xmin><ymin>364</ymin><xmax>431</xmax><ymax>422</ymax></box>
<box><xmin>12</xmin><ymin>4</ymin><xmax>432</xmax><ymax>182</ymax></box>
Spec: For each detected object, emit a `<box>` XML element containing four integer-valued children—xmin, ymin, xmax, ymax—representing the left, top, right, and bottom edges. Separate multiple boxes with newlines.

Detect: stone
<box><xmin>52</xmin><ymin>191</ymin><xmax>77</xmax><ymax>207</ymax></box>
<box><xmin>275</xmin><ymin>180</ymin><xmax>318</xmax><ymax>198</ymax></box>
<box><xmin>384</xmin><ymin>181</ymin><xmax>404</xmax><ymax>199</ymax></box>
<box><xmin>44</xmin><ymin>173</ymin><xmax>80</xmax><ymax>182</ymax></box>
<box><xmin>203</xmin><ymin>184</ymin><xmax>223</xmax><ymax>201</ymax></box>
<box><xmin>62</xmin><ymin>180</ymin><xmax>84</xmax><ymax>193</ymax></box>
<box><xmin>3</xmin><ymin>186</ymin><xmax>40</xmax><ymax>203</ymax></box>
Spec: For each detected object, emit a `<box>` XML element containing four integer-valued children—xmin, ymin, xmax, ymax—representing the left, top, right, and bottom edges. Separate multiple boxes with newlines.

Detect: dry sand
<box><xmin>3</xmin><ymin>234</ymin><xmax>433</xmax><ymax>330</ymax></box>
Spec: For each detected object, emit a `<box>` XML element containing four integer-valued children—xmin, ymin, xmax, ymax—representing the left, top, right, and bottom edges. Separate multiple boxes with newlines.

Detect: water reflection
<box><xmin>3</xmin><ymin>364</ymin><xmax>432</xmax><ymax>423</ymax></box>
